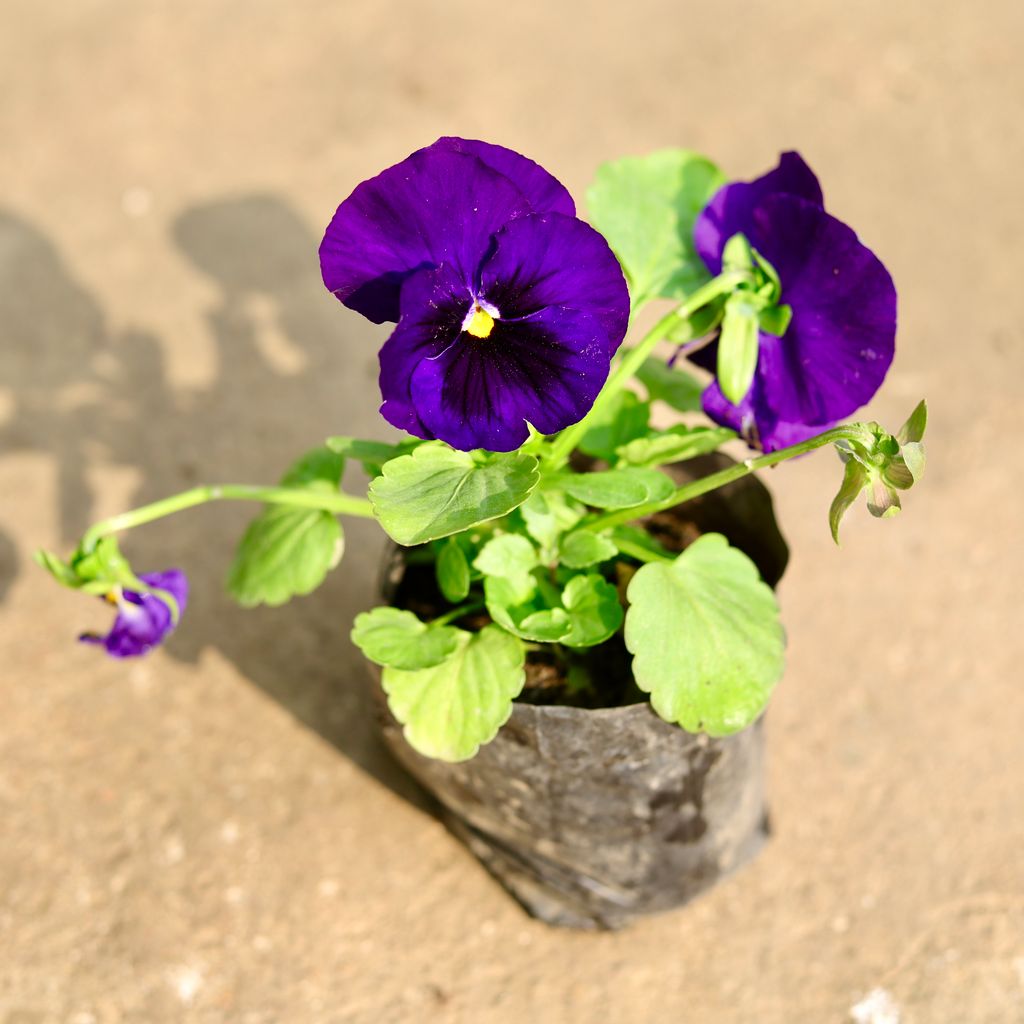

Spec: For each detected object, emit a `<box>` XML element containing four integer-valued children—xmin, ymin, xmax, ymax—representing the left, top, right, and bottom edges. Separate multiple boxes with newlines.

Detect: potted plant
<box><xmin>37</xmin><ymin>138</ymin><xmax>926</xmax><ymax>930</ymax></box>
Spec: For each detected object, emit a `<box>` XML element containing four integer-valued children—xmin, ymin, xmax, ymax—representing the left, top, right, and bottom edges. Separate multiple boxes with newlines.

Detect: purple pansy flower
<box><xmin>692</xmin><ymin>152</ymin><xmax>897</xmax><ymax>451</ymax></box>
<box><xmin>80</xmin><ymin>569</ymin><xmax>188</xmax><ymax>658</ymax></box>
<box><xmin>320</xmin><ymin>138</ymin><xmax>629</xmax><ymax>451</ymax></box>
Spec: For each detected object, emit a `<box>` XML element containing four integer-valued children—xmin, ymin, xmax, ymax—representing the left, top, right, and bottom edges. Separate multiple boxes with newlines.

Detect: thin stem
<box><xmin>612</xmin><ymin>536</ymin><xmax>672</xmax><ymax>564</ymax></box>
<box><xmin>545</xmin><ymin>271</ymin><xmax>746</xmax><ymax>467</ymax></box>
<box><xmin>82</xmin><ymin>484</ymin><xmax>375</xmax><ymax>550</ymax></box>
<box><xmin>580</xmin><ymin>424</ymin><xmax>868</xmax><ymax>534</ymax></box>
<box><xmin>431</xmin><ymin>601</ymin><xmax>484</xmax><ymax>626</ymax></box>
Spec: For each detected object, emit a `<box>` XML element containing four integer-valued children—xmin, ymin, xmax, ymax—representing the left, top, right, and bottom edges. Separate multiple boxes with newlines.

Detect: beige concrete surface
<box><xmin>1</xmin><ymin>2</ymin><xmax>1022</xmax><ymax>1021</ymax></box>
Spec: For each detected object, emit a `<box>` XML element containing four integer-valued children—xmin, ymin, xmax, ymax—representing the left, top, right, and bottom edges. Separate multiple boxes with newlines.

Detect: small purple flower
<box><xmin>80</xmin><ymin>569</ymin><xmax>188</xmax><ymax>658</ymax></box>
<box><xmin>693</xmin><ymin>152</ymin><xmax>897</xmax><ymax>451</ymax></box>
<box><xmin>320</xmin><ymin>138</ymin><xmax>629</xmax><ymax>451</ymax></box>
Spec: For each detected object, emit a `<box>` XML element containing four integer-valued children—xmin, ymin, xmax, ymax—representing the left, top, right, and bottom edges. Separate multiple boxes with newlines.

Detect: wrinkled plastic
<box><xmin>372</xmin><ymin>454</ymin><xmax>788</xmax><ymax>929</ymax></box>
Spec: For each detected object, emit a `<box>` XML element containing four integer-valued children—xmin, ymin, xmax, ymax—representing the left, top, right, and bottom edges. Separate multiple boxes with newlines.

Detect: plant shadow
<box><xmin>0</xmin><ymin>201</ymin><xmax>437</xmax><ymax>814</ymax></box>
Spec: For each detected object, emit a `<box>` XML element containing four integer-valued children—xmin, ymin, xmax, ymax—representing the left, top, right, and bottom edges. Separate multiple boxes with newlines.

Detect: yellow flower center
<box><xmin>465</xmin><ymin>305</ymin><xmax>496</xmax><ymax>339</ymax></box>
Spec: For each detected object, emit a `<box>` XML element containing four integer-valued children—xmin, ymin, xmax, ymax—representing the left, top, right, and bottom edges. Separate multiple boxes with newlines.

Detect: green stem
<box><xmin>612</xmin><ymin>536</ymin><xmax>672</xmax><ymax>564</ymax></box>
<box><xmin>431</xmin><ymin>601</ymin><xmax>484</xmax><ymax>626</ymax></box>
<box><xmin>82</xmin><ymin>484</ymin><xmax>375</xmax><ymax>550</ymax></box>
<box><xmin>545</xmin><ymin>271</ymin><xmax>747</xmax><ymax>467</ymax></box>
<box><xmin>581</xmin><ymin>424</ymin><xmax>868</xmax><ymax>533</ymax></box>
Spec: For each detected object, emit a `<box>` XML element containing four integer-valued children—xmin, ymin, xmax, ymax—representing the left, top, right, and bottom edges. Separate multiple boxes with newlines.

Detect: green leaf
<box><xmin>578</xmin><ymin>390</ymin><xmax>651</xmax><ymax>461</ymax></box>
<box><xmin>351</xmin><ymin>607</ymin><xmax>461</xmax><ymax>670</ymax></box>
<box><xmin>555</xmin><ymin>467</ymin><xmax>675</xmax><ymax>509</ymax></box>
<box><xmin>559</xmin><ymin>530</ymin><xmax>618</xmax><ymax>569</ymax></box>
<box><xmin>325</xmin><ymin>436</ymin><xmax>419</xmax><ymax>476</ymax></box>
<box><xmin>227</xmin><ymin>445</ymin><xmax>346</xmax><ymax>607</ymax></box>
<box><xmin>519</xmin><ymin>489</ymin><xmax>585</xmax><ymax>558</ymax></box>
<box><xmin>560</xmin><ymin>574</ymin><xmax>624</xmax><ymax>648</ymax></box>
<box><xmin>624</xmin><ymin>533</ymin><xmax>784</xmax><ymax>736</ymax></box>
<box><xmin>382</xmin><ymin>625</ymin><xmax>526</xmax><ymax>762</ymax></box>
<box><xmin>829</xmin><ymin>458</ymin><xmax>870</xmax><ymax>544</ymax></box>
<box><xmin>484</xmin><ymin>575</ymin><xmax>571</xmax><ymax>642</ymax></box>
<box><xmin>435</xmin><ymin>538</ymin><xmax>471</xmax><ymax>603</ymax></box>
<box><xmin>473</xmin><ymin>534</ymin><xmax>539</xmax><ymax>581</ymax></box>
<box><xmin>716</xmin><ymin>292</ymin><xmax>761</xmax><ymax>405</ymax></box>
<box><xmin>587</xmin><ymin>149</ymin><xmax>725</xmax><ymax>308</ymax></box>
<box><xmin>227</xmin><ymin>503</ymin><xmax>343</xmax><ymax>607</ymax></box>
<box><xmin>369</xmin><ymin>443</ymin><xmax>540</xmax><ymax>545</ymax></box>
<box><xmin>611</xmin><ymin>524</ymin><xmax>673</xmax><ymax>561</ymax></box>
<box><xmin>616</xmin><ymin>425</ymin><xmax>736</xmax><ymax>468</ymax></box>
<box><xmin>635</xmin><ymin>357</ymin><xmax>705</xmax><ymax>412</ymax></box>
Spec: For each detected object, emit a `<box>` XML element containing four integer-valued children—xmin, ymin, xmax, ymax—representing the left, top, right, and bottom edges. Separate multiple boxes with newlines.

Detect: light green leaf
<box><xmin>716</xmin><ymin>292</ymin><xmax>761</xmax><ymax>405</ymax></box>
<box><xmin>555</xmin><ymin>468</ymin><xmax>675</xmax><ymax>509</ymax></box>
<box><xmin>829</xmin><ymin>458</ymin><xmax>870</xmax><ymax>544</ymax></box>
<box><xmin>473</xmin><ymin>534</ymin><xmax>539</xmax><ymax>581</ymax></box>
<box><xmin>616</xmin><ymin>425</ymin><xmax>736</xmax><ymax>468</ymax></box>
<box><xmin>578</xmin><ymin>390</ymin><xmax>651</xmax><ymax>461</ymax></box>
<box><xmin>351</xmin><ymin>607</ymin><xmax>461</xmax><ymax>670</ymax></box>
<box><xmin>382</xmin><ymin>625</ymin><xmax>526</xmax><ymax>762</ymax></box>
<box><xmin>227</xmin><ymin>445</ymin><xmax>346</xmax><ymax>607</ymax></box>
<box><xmin>587</xmin><ymin>149</ymin><xmax>725</xmax><ymax>308</ymax></box>
<box><xmin>369</xmin><ymin>443</ymin><xmax>540</xmax><ymax>545</ymax></box>
<box><xmin>635</xmin><ymin>357</ymin><xmax>705</xmax><ymax>412</ymax></box>
<box><xmin>624</xmin><ymin>533</ymin><xmax>784</xmax><ymax>736</ymax></box>
<box><xmin>484</xmin><ymin>575</ymin><xmax>571</xmax><ymax>642</ymax></box>
<box><xmin>435</xmin><ymin>538</ymin><xmax>471</xmax><ymax>603</ymax></box>
<box><xmin>561</xmin><ymin>574</ymin><xmax>624</xmax><ymax>648</ymax></box>
<box><xmin>559</xmin><ymin>530</ymin><xmax>619</xmax><ymax>569</ymax></box>
<box><xmin>519</xmin><ymin>489</ymin><xmax>585</xmax><ymax>559</ymax></box>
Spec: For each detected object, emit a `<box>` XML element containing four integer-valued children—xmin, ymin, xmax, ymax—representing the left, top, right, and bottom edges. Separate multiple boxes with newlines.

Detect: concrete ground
<box><xmin>1</xmin><ymin>1</ymin><xmax>1022</xmax><ymax>1021</ymax></box>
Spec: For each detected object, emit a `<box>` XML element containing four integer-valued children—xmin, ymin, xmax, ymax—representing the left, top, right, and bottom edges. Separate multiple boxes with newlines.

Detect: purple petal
<box><xmin>434</xmin><ymin>138</ymin><xmax>575</xmax><ymax>217</ymax></box>
<box><xmin>694</xmin><ymin>151</ymin><xmax>824</xmax><ymax>273</ymax></box>
<box><xmin>320</xmin><ymin>147</ymin><xmax>531</xmax><ymax>323</ymax></box>
<box><xmin>409</xmin><ymin>306</ymin><xmax>610</xmax><ymax>451</ymax></box>
<box><xmin>478</xmin><ymin>213</ymin><xmax>630</xmax><ymax>356</ymax></box>
<box><xmin>702</xmin><ymin>377</ymin><xmax>824</xmax><ymax>453</ymax></box>
<box><xmin>378</xmin><ymin>264</ymin><xmax>470</xmax><ymax>436</ymax></box>
<box><xmin>751</xmin><ymin>195</ymin><xmax>896</xmax><ymax>424</ymax></box>
<box><xmin>80</xmin><ymin>569</ymin><xmax>189</xmax><ymax>658</ymax></box>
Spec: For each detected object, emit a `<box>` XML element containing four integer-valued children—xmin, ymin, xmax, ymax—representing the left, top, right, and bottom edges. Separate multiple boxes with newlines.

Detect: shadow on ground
<box><xmin>0</xmin><ymin>201</ymin><xmax>435</xmax><ymax>813</ymax></box>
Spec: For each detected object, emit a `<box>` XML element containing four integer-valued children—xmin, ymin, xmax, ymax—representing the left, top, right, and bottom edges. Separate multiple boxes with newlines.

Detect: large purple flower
<box><xmin>693</xmin><ymin>152</ymin><xmax>897</xmax><ymax>451</ymax></box>
<box><xmin>320</xmin><ymin>138</ymin><xmax>629</xmax><ymax>451</ymax></box>
<box><xmin>80</xmin><ymin>569</ymin><xmax>188</xmax><ymax>658</ymax></box>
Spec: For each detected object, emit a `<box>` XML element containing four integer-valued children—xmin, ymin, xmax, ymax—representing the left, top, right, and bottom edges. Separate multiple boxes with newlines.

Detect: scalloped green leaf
<box><xmin>518</xmin><ymin>489</ymin><xmax>585</xmax><ymax>560</ymax></box>
<box><xmin>484</xmin><ymin>575</ymin><xmax>571</xmax><ymax>643</ymax></box>
<box><xmin>616</xmin><ymin>425</ymin><xmax>736</xmax><ymax>468</ymax></box>
<box><xmin>369</xmin><ymin>443</ymin><xmax>540</xmax><ymax>545</ymax></box>
<box><xmin>559</xmin><ymin>530</ymin><xmax>618</xmax><ymax>569</ymax></box>
<box><xmin>555</xmin><ymin>468</ymin><xmax>675</xmax><ymax>509</ymax></box>
<box><xmin>382</xmin><ymin>625</ymin><xmax>526</xmax><ymax>762</ymax></box>
<box><xmin>351</xmin><ymin>607</ymin><xmax>461</xmax><ymax>670</ymax></box>
<box><xmin>561</xmin><ymin>574</ymin><xmax>624</xmax><ymax>648</ymax></box>
<box><xmin>587</xmin><ymin>149</ymin><xmax>725</xmax><ymax>309</ymax></box>
<box><xmin>624</xmin><ymin>533</ymin><xmax>784</xmax><ymax>736</ymax></box>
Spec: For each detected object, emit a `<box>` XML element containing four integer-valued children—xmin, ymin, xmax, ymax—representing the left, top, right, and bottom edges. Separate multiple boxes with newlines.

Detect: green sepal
<box><xmin>616</xmin><ymin>425</ymin><xmax>736</xmax><ymax>468</ymax></box>
<box><xmin>351</xmin><ymin>607</ymin><xmax>461</xmax><ymax>670</ymax></box>
<box><xmin>381</xmin><ymin>625</ymin><xmax>526</xmax><ymax>762</ymax></box>
<box><xmin>587</xmin><ymin>149</ymin><xmax>725</xmax><ymax>309</ymax></box>
<box><xmin>635</xmin><ymin>357</ymin><xmax>704</xmax><ymax>412</ymax></box>
<box><xmin>435</xmin><ymin>538</ymin><xmax>471</xmax><ymax>603</ymax></box>
<box><xmin>552</xmin><ymin>467</ymin><xmax>674</xmax><ymax>509</ymax></box>
<box><xmin>716</xmin><ymin>292</ymin><xmax>761</xmax><ymax>405</ymax></box>
<box><xmin>34</xmin><ymin>549</ymin><xmax>81</xmax><ymax>589</ymax></box>
<box><xmin>624</xmin><ymin>533</ymin><xmax>785</xmax><ymax>735</ymax></box>
<box><xmin>226</xmin><ymin>445</ymin><xmax>346</xmax><ymax>607</ymax></box>
<box><xmin>829</xmin><ymin>458</ymin><xmax>870</xmax><ymax>544</ymax></box>
<box><xmin>369</xmin><ymin>443</ymin><xmax>540</xmax><ymax>545</ymax></box>
<box><xmin>758</xmin><ymin>303</ymin><xmax>792</xmax><ymax>337</ymax></box>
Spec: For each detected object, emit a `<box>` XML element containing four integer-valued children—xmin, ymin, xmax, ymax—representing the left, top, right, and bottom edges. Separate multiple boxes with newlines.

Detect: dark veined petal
<box><xmin>478</xmin><ymin>213</ymin><xmax>630</xmax><ymax>356</ymax></box>
<box><xmin>80</xmin><ymin>569</ymin><xmax>188</xmax><ymax>658</ymax></box>
<box><xmin>434</xmin><ymin>137</ymin><xmax>575</xmax><ymax>217</ymax></box>
<box><xmin>319</xmin><ymin>147</ymin><xmax>531</xmax><ymax>324</ymax></box>
<box><xmin>694</xmin><ymin>151</ymin><xmax>824</xmax><ymax>273</ymax></box>
<box><xmin>409</xmin><ymin>306</ymin><xmax>610</xmax><ymax>452</ymax></box>
<box><xmin>378</xmin><ymin>263</ymin><xmax>470</xmax><ymax>436</ymax></box>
